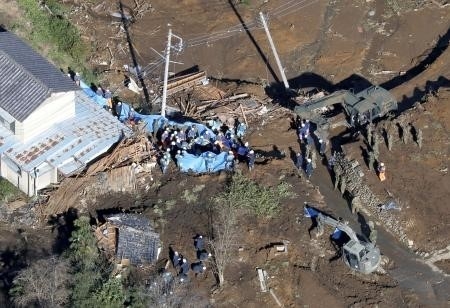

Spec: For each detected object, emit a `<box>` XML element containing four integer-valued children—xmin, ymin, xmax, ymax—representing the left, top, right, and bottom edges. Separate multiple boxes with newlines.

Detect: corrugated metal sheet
<box><xmin>0</xmin><ymin>90</ymin><xmax>131</xmax><ymax>176</ymax></box>
<box><xmin>0</xmin><ymin>31</ymin><xmax>78</xmax><ymax>122</ymax></box>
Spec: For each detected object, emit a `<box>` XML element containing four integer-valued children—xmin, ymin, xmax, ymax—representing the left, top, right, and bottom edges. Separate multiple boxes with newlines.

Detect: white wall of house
<box><xmin>19</xmin><ymin>91</ymin><xmax>76</xmax><ymax>142</ymax></box>
<box><xmin>0</xmin><ymin>156</ymin><xmax>57</xmax><ymax>196</ymax></box>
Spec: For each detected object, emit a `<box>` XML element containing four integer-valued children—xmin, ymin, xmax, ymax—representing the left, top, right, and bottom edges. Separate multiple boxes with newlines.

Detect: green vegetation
<box><xmin>0</xmin><ymin>177</ymin><xmax>22</xmax><ymax>202</ymax></box>
<box><xmin>11</xmin><ymin>216</ymin><xmax>146</xmax><ymax>307</ymax></box>
<box><xmin>14</xmin><ymin>0</ymin><xmax>96</xmax><ymax>83</ymax></box>
<box><xmin>181</xmin><ymin>184</ymin><xmax>205</xmax><ymax>204</ymax></box>
<box><xmin>214</xmin><ymin>173</ymin><xmax>295</xmax><ymax>217</ymax></box>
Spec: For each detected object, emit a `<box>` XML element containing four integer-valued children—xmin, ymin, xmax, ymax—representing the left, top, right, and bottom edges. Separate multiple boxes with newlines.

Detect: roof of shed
<box><xmin>106</xmin><ymin>214</ymin><xmax>161</xmax><ymax>264</ymax></box>
<box><xmin>0</xmin><ymin>30</ymin><xmax>78</xmax><ymax>121</ymax></box>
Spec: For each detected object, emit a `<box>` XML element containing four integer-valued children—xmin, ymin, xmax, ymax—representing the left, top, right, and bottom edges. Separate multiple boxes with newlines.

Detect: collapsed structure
<box><xmin>95</xmin><ymin>213</ymin><xmax>161</xmax><ymax>265</ymax></box>
<box><xmin>0</xmin><ymin>28</ymin><xmax>130</xmax><ymax>196</ymax></box>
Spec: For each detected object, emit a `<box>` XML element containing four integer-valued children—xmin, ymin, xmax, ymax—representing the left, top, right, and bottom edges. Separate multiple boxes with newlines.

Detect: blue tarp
<box><xmin>114</xmin><ymin>102</ymin><xmax>215</xmax><ymax>138</ymax></box>
<box><xmin>80</xmin><ymin>80</ymin><xmax>107</xmax><ymax>107</ymax></box>
<box><xmin>178</xmin><ymin>151</ymin><xmax>227</xmax><ymax>173</ymax></box>
<box><xmin>304</xmin><ymin>206</ymin><xmax>319</xmax><ymax>218</ymax></box>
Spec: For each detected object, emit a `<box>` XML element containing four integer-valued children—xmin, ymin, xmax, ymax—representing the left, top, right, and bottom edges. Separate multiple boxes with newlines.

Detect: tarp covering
<box><xmin>178</xmin><ymin>151</ymin><xmax>227</xmax><ymax>173</ymax></box>
<box><xmin>79</xmin><ymin>80</ymin><xmax>107</xmax><ymax>107</ymax></box>
<box><xmin>116</xmin><ymin>102</ymin><xmax>215</xmax><ymax>137</ymax></box>
<box><xmin>304</xmin><ymin>206</ymin><xmax>319</xmax><ymax>218</ymax></box>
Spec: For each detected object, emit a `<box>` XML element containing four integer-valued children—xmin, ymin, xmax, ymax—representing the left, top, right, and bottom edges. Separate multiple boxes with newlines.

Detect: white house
<box><xmin>0</xmin><ymin>28</ymin><xmax>130</xmax><ymax>196</ymax></box>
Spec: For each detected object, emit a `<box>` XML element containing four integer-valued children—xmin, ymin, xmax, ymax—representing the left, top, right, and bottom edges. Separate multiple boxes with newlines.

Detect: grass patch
<box><xmin>214</xmin><ymin>173</ymin><xmax>295</xmax><ymax>217</ymax></box>
<box><xmin>181</xmin><ymin>189</ymin><xmax>198</xmax><ymax>204</ymax></box>
<box><xmin>0</xmin><ymin>177</ymin><xmax>22</xmax><ymax>203</ymax></box>
<box><xmin>14</xmin><ymin>0</ymin><xmax>96</xmax><ymax>83</ymax></box>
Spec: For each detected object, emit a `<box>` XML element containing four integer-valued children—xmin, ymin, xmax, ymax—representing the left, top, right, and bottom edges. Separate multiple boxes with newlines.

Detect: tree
<box><xmin>68</xmin><ymin>216</ymin><xmax>99</xmax><ymax>270</ymax></box>
<box><xmin>10</xmin><ymin>257</ymin><xmax>70</xmax><ymax>307</ymax></box>
<box><xmin>209</xmin><ymin>202</ymin><xmax>238</xmax><ymax>287</ymax></box>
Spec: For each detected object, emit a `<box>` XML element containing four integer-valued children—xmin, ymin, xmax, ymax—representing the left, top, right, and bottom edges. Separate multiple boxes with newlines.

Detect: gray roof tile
<box><xmin>0</xmin><ymin>31</ymin><xmax>78</xmax><ymax>122</ymax></box>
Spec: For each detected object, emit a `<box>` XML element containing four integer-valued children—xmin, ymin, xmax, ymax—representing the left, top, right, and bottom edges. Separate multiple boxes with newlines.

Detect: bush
<box><xmin>214</xmin><ymin>173</ymin><xmax>295</xmax><ymax>217</ymax></box>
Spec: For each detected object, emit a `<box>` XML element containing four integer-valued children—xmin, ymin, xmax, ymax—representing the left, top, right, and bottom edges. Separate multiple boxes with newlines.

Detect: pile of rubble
<box><xmin>0</xmin><ymin>200</ymin><xmax>41</xmax><ymax>228</ymax></box>
<box><xmin>333</xmin><ymin>153</ymin><xmax>410</xmax><ymax>244</ymax></box>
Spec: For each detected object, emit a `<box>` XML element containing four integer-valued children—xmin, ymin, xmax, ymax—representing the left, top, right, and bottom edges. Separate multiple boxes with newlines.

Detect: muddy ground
<box><xmin>1</xmin><ymin>0</ymin><xmax>450</xmax><ymax>306</ymax></box>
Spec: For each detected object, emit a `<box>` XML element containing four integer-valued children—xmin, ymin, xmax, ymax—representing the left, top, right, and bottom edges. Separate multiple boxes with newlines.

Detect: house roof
<box><xmin>0</xmin><ymin>90</ymin><xmax>131</xmax><ymax>175</ymax></box>
<box><xmin>106</xmin><ymin>214</ymin><xmax>160</xmax><ymax>264</ymax></box>
<box><xmin>0</xmin><ymin>30</ymin><xmax>78</xmax><ymax>122</ymax></box>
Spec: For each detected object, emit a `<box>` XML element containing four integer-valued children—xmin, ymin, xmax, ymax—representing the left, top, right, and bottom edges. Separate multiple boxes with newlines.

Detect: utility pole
<box><xmin>259</xmin><ymin>12</ymin><xmax>289</xmax><ymax>89</ymax></box>
<box><xmin>161</xmin><ymin>28</ymin><xmax>183</xmax><ymax>117</ymax></box>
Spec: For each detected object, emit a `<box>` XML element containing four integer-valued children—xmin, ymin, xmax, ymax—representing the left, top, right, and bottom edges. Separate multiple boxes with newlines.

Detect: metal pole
<box><xmin>259</xmin><ymin>12</ymin><xmax>289</xmax><ymax>89</ymax></box>
<box><xmin>161</xmin><ymin>28</ymin><xmax>172</xmax><ymax>117</ymax></box>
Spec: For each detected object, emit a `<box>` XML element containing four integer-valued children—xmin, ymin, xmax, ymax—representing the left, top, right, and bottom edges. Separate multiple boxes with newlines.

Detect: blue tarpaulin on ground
<box><xmin>304</xmin><ymin>206</ymin><xmax>319</xmax><ymax>218</ymax></box>
<box><xmin>178</xmin><ymin>151</ymin><xmax>227</xmax><ymax>173</ymax></box>
<box><xmin>80</xmin><ymin>80</ymin><xmax>107</xmax><ymax>107</ymax></box>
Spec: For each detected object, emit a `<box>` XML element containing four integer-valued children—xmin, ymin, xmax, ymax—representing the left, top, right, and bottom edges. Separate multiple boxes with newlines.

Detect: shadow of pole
<box><xmin>119</xmin><ymin>1</ymin><xmax>151</xmax><ymax>108</ymax></box>
<box><xmin>228</xmin><ymin>0</ymin><xmax>280</xmax><ymax>84</ymax></box>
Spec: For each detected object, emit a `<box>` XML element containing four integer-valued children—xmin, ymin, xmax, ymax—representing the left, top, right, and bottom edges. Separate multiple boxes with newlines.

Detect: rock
<box><xmin>408</xmin><ymin>240</ymin><xmax>414</xmax><ymax>247</ymax></box>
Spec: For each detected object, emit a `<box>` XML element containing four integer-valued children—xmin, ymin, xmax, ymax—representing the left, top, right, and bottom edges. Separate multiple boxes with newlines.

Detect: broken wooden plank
<box><xmin>269</xmin><ymin>288</ymin><xmax>283</xmax><ymax>307</ymax></box>
<box><xmin>257</xmin><ymin>268</ymin><xmax>268</xmax><ymax>292</ymax></box>
<box><xmin>240</xmin><ymin>103</ymin><xmax>248</xmax><ymax>126</ymax></box>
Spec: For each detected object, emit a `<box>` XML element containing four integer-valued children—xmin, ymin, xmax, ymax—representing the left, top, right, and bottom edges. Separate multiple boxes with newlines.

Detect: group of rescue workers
<box><xmin>171</xmin><ymin>235</ymin><xmax>212</xmax><ymax>282</ymax></box>
<box><xmin>154</xmin><ymin>117</ymin><xmax>255</xmax><ymax>174</ymax></box>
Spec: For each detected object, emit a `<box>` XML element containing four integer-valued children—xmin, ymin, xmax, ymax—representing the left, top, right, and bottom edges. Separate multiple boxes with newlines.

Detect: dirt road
<box><xmin>310</xmin><ymin>161</ymin><xmax>450</xmax><ymax>305</ymax></box>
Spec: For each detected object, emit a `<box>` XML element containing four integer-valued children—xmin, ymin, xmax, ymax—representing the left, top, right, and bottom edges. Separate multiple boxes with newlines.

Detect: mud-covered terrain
<box><xmin>1</xmin><ymin>0</ymin><xmax>450</xmax><ymax>306</ymax></box>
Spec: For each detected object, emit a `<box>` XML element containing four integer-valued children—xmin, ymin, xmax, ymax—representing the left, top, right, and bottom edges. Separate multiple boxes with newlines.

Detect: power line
<box><xmin>183</xmin><ymin>0</ymin><xmax>317</xmax><ymax>48</ymax></box>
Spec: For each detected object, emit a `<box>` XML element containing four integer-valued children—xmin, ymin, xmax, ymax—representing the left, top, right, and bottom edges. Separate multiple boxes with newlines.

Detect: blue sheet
<box><xmin>79</xmin><ymin>80</ymin><xmax>107</xmax><ymax>107</ymax></box>
<box><xmin>178</xmin><ymin>151</ymin><xmax>227</xmax><ymax>173</ymax></box>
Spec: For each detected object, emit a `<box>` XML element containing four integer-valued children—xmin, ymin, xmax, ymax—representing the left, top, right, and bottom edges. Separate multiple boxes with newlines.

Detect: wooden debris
<box><xmin>44</xmin><ymin>133</ymin><xmax>155</xmax><ymax>216</ymax></box>
<box><xmin>166</xmin><ymin>72</ymin><xmax>207</xmax><ymax>96</ymax></box>
<box><xmin>240</xmin><ymin>103</ymin><xmax>248</xmax><ymax>126</ymax></box>
<box><xmin>257</xmin><ymin>268</ymin><xmax>268</xmax><ymax>292</ymax></box>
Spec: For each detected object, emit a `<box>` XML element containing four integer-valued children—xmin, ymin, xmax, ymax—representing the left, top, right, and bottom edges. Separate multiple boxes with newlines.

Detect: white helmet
<box><xmin>380</xmin><ymin>162</ymin><xmax>385</xmax><ymax>166</ymax></box>
<box><xmin>244</xmin><ymin>142</ymin><xmax>249</xmax><ymax>147</ymax></box>
<box><xmin>307</xmin><ymin>158</ymin><xmax>312</xmax><ymax>163</ymax></box>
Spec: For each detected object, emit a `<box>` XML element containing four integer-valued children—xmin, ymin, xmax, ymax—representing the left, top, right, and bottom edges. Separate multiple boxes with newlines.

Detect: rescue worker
<box><xmin>236</xmin><ymin>119</ymin><xmax>247</xmax><ymax>138</ymax></box>
<box><xmin>237</xmin><ymin>142</ymin><xmax>249</xmax><ymax>162</ymax></box>
<box><xmin>74</xmin><ymin>72</ymin><xmax>81</xmax><ymax>86</ymax></box>
<box><xmin>197</xmin><ymin>249</ymin><xmax>212</xmax><ymax>261</ymax></box>
<box><xmin>247</xmin><ymin>150</ymin><xmax>255</xmax><ymax>171</ymax></box>
<box><xmin>377</xmin><ymin>162</ymin><xmax>386</xmax><ymax>181</ymax></box>
<box><xmin>205</xmin><ymin>153</ymin><xmax>214</xmax><ymax>173</ymax></box>
<box><xmin>295</xmin><ymin>152</ymin><xmax>304</xmax><ymax>170</ymax></box>
<box><xmin>226</xmin><ymin>151</ymin><xmax>235</xmax><ymax>171</ymax></box>
<box><xmin>104</xmin><ymin>89</ymin><xmax>112</xmax><ymax>109</ymax></box>
<box><xmin>194</xmin><ymin>235</ymin><xmax>204</xmax><ymax>251</ymax></box>
<box><xmin>318</xmin><ymin>139</ymin><xmax>326</xmax><ymax>156</ymax></box>
<box><xmin>179</xmin><ymin>258</ymin><xmax>190</xmax><ymax>276</ymax></box>
<box><xmin>212</xmin><ymin>140</ymin><xmax>222</xmax><ymax>154</ymax></box>
<box><xmin>175</xmin><ymin>150</ymin><xmax>183</xmax><ymax>170</ymax></box>
<box><xmin>305</xmin><ymin>158</ymin><xmax>313</xmax><ymax>179</ymax></box>
<box><xmin>172</xmin><ymin>251</ymin><xmax>182</xmax><ymax>268</ymax></box>
<box><xmin>191</xmin><ymin>261</ymin><xmax>206</xmax><ymax>276</ymax></box>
